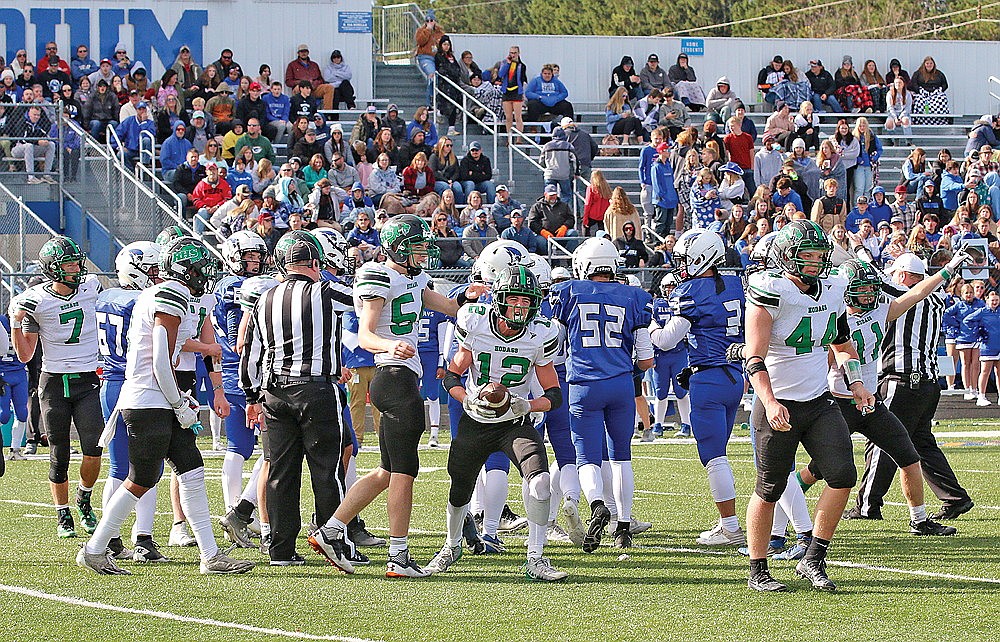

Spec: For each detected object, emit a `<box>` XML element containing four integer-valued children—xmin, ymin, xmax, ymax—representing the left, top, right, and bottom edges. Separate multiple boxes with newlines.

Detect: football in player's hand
<box><xmin>478</xmin><ymin>382</ymin><xmax>511</xmax><ymax>416</ymax></box>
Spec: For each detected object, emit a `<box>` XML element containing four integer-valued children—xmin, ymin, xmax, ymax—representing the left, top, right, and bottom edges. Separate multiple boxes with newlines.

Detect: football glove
<box><xmin>509</xmin><ymin>395</ymin><xmax>532</xmax><ymax>418</ymax></box>
<box><xmin>173</xmin><ymin>392</ymin><xmax>203</xmax><ymax>434</ymax></box>
<box><xmin>725</xmin><ymin>342</ymin><xmax>746</xmax><ymax>363</ymax></box>
<box><xmin>463</xmin><ymin>394</ymin><xmax>500</xmax><ymax>420</ymax></box>
<box><xmin>945</xmin><ymin>249</ymin><xmax>973</xmax><ymax>273</ymax></box>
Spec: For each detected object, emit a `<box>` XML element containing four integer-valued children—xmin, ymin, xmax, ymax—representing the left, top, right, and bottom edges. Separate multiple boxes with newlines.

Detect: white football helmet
<box><xmin>115</xmin><ymin>241</ymin><xmax>160</xmax><ymax>290</ymax></box>
<box><xmin>526</xmin><ymin>253</ymin><xmax>552</xmax><ymax>293</ymax></box>
<box><xmin>748</xmin><ymin>230</ymin><xmax>780</xmax><ymax>274</ymax></box>
<box><xmin>221</xmin><ymin>230</ymin><xmax>268</xmax><ymax>276</ymax></box>
<box><xmin>238</xmin><ymin>275</ymin><xmax>280</xmax><ymax>311</ymax></box>
<box><xmin>572</xmin><ymin>237</ymin><xmax>620</xmax><ymax>280</ymax></box>
<box><xmin>551</xmin><ymin>266</ymin><xmax>572</xmax><ymax>282</ymax></box>
<box><xmin>473</xmin><ymin>240</ymin><xmax>531</xmax><ymax>285</ymax></box>
<box><xmin>313</xmin><ymin>228</ymin><xmax>354</xmax><ymax>275</ymax></box>
<box><xmin>673</xmin><ymin>229</ymin><xmax>725</xmax><ymax>281</ymax></box>
<box><xmin>623</xmin><ymin>273</ymin><xmax>642</xmax><ymax>288</ymax></box>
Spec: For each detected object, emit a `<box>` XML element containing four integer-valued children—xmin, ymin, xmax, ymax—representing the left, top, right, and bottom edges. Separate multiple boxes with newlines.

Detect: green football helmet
<box><xmin>492</xmin><ymin>265</ymin><xmax>542</xmax><ymax>327</ymax></box>
<box><xmin>273</xmin><ymin>230</ymin><xmax>323</xmax><ymax>276</ymax></box>
<box><xmin>772</xmin><ymin>220</ymin><xmax>833</xmax><ymax>285</ymax></box>
<box><xmin>380</xmin><ymin>214</ymin><xmax>439</xmax><ymax>275</ymax></box>
<box><xmin>159</xmin><ymin>236</ymin><xmax>220</xmax><ymax>296</ymax></box>
<box><xmin>155</xmin><ymin>225</ymin><xmax>186</xmax><ymax>248</ymax></box>
<box><xmin>39</xmin><ymin>235</ymin><xmax>88</xmax><ymax>288</ymax></box>
<box><xmin>840</xmin><ymin>258</ymin><xmax>883</xmax><ymax>311</ymax></box>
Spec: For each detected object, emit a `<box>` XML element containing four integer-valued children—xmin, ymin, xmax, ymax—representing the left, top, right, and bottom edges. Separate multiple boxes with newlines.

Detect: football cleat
<box><xmin>795</xmin><ymin>558</ymin><xmax>836</xmax><ymax>591</ymax></box>
<box><xmin>639</xmin><ymin>428</ymin><xmax>654</xmax><ymax>442</ymax></box>
<box><xmin>76</xmin><ymin>502</ymin><xmax>98</xmax><ymax>535</ymax></box>
<box><xmin>471</xmin><ymin>535</ymin><xmax>504</xmax><ymax>555</ymax></box>
<box><xmin>307</xmin><ymin>528</ymin><xmax>355</xmax><ymax>574</ymax></box>
<box><xmin>910</xmin><ymin>519</ymin><xmax>957</xmax><ymax>536</ymax></box>
<box><xmin>348</xmin><ymin>549</ymin><xmax>371</xmax><ymax>566</ymax></box>
<box><xmin>107</xmin><ymin>537</ymin><xmax>133</xmax><ymax>560</ymax></box>
<box><xmin>772</xmin><ymin>542</ymin><xmax>808</xmax><ymax>561</ymax></box>
<box><xmin>7</xmin><ymin>449</ymin><xmax>26</xmax><ymax>461</ymax></box>
<box><xmin>739</xmin><ymin>537</ymin><xmax>788</xmax><ymax>557</ymax></box>
<box><xmin>57</xmin><ymin>512</ymin><xmax>77</xmax><ymax>538</ymax></box>
<box><xmin>200</xmin><ymin>551</ymin><xmax>255</xmax><ymax>575</ymax></box>
<box><xmin>546</xmin><ymin>523</ymin><xmax>573</xmax><ymax>543</ymax></box>
<box><xmin>498</xmin><ymin>505</ymin><xmax>528</xmax><ymax>533</ymax></box>
<box><xmin>561</xmin><ymin>501</ymin><xmax>586</xmax><ymax>546</ymax></box>
<box><xmin>650</xmin><ymin>423</ymin><xmax>664</xmax><ymax>437</ymax></box>
<box><xmin>385</xmin><ymin>549</ymin><xmax>431</xmax><ymax>578</ymax></box>
<box><xmin>132</xmin><ymin>539</ymin><xmax>170</xmax><ymax>563</ymax></box>
<box><xmin>77</xmin><ymin>547</ymin><xmax>132</xmax><ymax>575</ymax></box>
<box><xmin>524</xmin><ymin>556</ymin><xmax>568</xmax><ymax>582</ymax></box>
<box><xmin>696</xmin><ymin>524</ymin><xmax>746</xmax><ymax>547</ymax></box>
<box><xmin>168</xmin><ymin>521</ymin><xmax>197</xmax><ymax>547</ymax></box>
<box><xmin>269</xmin><ymin>553</ymin><xmax>306</xmax><ymax>567</ymax></box>
<box><xmin>219</xmin><ymin>509</ymin><xmax>255</xmax><ymax>548</ymax></box>
<box><xmin>674</xmin><ymin>423</ymin><xmax>692</xmax><ymax>438</ymax></box>
<box><xmin>628</xmin><ymin>517</ymin><xmax>652</xmax><ymax>535</ymax></box>
<box><xmin>748</xmin><ymin>569</ymin><xmax>788</xmax><ymax>592</ymax></box>
<box><xmin>481</xmin><ymin>533</ymin><xmax>506</xmax><ymax>552</ymax></box>
<box><xmin>23</xmin><ymin>442</ymin><xmax>37</xmax><ymax>455</ymax></box>
<box><xmin>427</xmin><ymin>435</ymin><xmax>439</xmax><ymax>448</ymax></box>
<box><xmin>462</xmin><ymin>512</ymin><xmax>481</xmax><ymax>545</ymax></box>
<box><xmin>348</xmin><ymin>518</ymin><xmax>387</xmax><ymax>547</ymax></box>
<box><xmin>932</xmin><ymin>499</ymin><xmax>974</xmax><ymax>520</ymax></box>
<box><xmin>425</xmin><ymin>544</ymin><xmax>462</xmax><ymax>574</ymax></box>
<box><xmin>259</xmin><ymin>532</ymin><xmax>271</xmax><ymax>556</ymax></box>
<box><xmin>583</xmin><ymin>503</ymin><xmax>611</xmax><ymax>553</ymax></box>
<box><xmin>612</xmin><ymin>524</ymin><xmax>632</xmax><ymax>549</ymax></box>
<box><xmin>842</xmin><ymin>506</ymin><xmax>882</xmax><ymax>520</ymax></box>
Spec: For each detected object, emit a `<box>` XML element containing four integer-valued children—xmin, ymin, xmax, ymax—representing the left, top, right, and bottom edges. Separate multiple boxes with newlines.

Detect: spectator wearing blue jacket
<box><xmin>650</xmin><ymin>142</ymin><xmax>679</xmax><ymax>236</ymax></box>
<box><xmin>500</xmin><ymin>208</ymin><xmax>546</xmax><ymax>254</ymax></box>
<box><xmin>160</xmin><ymin>121</ymin><xmax>193</xmax><ymax>183</ymax></box>
<box><xmin>940</xmin><ymin>161</ymin><xmax>964</xmax><ymax>213</ymax></box>
<box><xmin>771</xmin><ymin>177</ymin><xmax>803</xmax><ymax>212</ymax></box>
<box><xmin>944</xmin><ymin>283</ymin><xmax>986</xmax><ymax>395</ymax></box>
<box><xmin>968</xmin><ymin>291</ymin><xmax>1000</xmax><ymax>405</ymax></box>
<box><xmin>965</xmin><ymin>115</ymin><xmax>999</xmax><ymax>156</ymax></box>
<box><xmin>524</xmin><ymin>64</ymin><xmax>574</xmax><ymax>123</ymax></box>
<box><xmin>853</xmin><ymin>121</ymin><xmax>883</xmax><ymax>201</ymax></box>
<box><xmin>262</xmin><ymin>81</ymin><xmax>293</xmax><ymax>145</ymax></box>
<box><xmin>70</xmin><ymin>45</ymin><xmax>97</xmax><ymax>85</ymax></box>
<box><xmin>867</xmin><ymin>186</ymin><xmax>893</xmax><ymax>228</ymax></box>
<box><xmin>638</xmin><ymin>130</ymin><xmax>664</xmax><ymax>220</ymax></box>
<box><xmin>114</xmin><ymin>101</ymin><xmax>156</xmax><ymax>168</ymax></box>
<box><xmin>226</xmin><ymin>156</ymin><xmax>254</xmax><ymax>193</ymax></box>
<box><xmin>844</xmin><ymin>195</ymin><xmax>873</xmax><ymax>233</ymax></box>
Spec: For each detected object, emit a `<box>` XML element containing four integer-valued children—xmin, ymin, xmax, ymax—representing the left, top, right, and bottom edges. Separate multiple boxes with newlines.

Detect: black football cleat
<box><xmin>910</xmin><ymin>519</ymin><xmax>957</xmax><ymax>536</ymax></box>
<box><xmin>795</xmin><ymin>558</ymin><xmax>836</xmax><ymax>591</ymax></box>
<box><xmin>932</xmin><ymin>499</ymin><xmax>974</xmax><ymax>520</ymax></box>
<box><xmin>748</xmin><ymin>569</ymin><xmax>789</xmax><ymax>592</ymax></box>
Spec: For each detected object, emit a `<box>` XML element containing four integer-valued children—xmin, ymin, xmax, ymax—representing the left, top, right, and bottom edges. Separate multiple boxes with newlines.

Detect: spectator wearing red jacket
<box><xmin>723</xmin><ymin>117</ymin><xmax>756</xmax><ymax>195</ymax></box>
<box><xmin>35</xmin><ymin>42</ymin><xmax>72</xmax><ymax>76</ymax></box>
<box><xmin>402</xmin><ymin>152</ymin><xmax>436</xmax><ymax>198</ymax></box>
<box><xmin>284</xmin><ymin>45</ymin><xmax>335</xmax><ymax>111</ymax></box>
<box><xmin>192</xmin><ymin>162</ymin><xmax>232</xmax><ymax>235</ymax></box>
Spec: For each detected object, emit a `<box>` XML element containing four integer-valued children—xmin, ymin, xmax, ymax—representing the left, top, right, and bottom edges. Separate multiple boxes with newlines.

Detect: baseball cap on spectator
<box><xmin>216</xmin><ymin>85</ymin><xmax>233</xmax><ymax>94</ymax></box>
<box><xmin>678</xmin><ymin>53</ymin><xmax>688</xmax><ymax>60</ymax></box>
<box><xmin>552</xmin><ymin>128</ymin><xmax>567</xmax><ymax>140</ymax></box>
<box><xmin>204</xmin><ymin>161</ymin><xmax>217</xmax><ymax>169</ymax></box>
<box><xmin>366</xmin><ymin>105</ymin><xmax>377</xmax><ymax>114</ymax></box>
<box><xmin>496</xmin><ymin>184</ymin><xmax>509</xmax><ymax>192</ymax></box>
<box><xmin>236</xmin><ymin>185</ymin><xmax>251</xmax><ymax>195</ymax></box>
<box><xmin>136</xmin><ymin>101</ymin><xmax>148</xmax><ymax>110</ymax></box>
<box><xmin>894</xmin><ymin>184</ymin><xmax>908</xmax><ymax>194</ymax></box>
<box><xmin>655</xmin><ymin>142</ymin><xmax>670</xmax><ymax>153</ymax></box>
<box><xmin>889</xmin><ymin>253</ymin><xmax>926</xmax><ymax>275</ymax></box>
<box><xmin>560</xmin><ymin>116</ymin><xmax>574</xmax><ymax>128</ymax></box>
<box><xmin>856</xmin><ymin>195</ymin><xmax>869</xmax><ymax>204</ymax></box>
<box><xmin>772</xmin><ymin>55</ymin><xmax>783</xmax><ymax>64</ymax></box>
<box><xmin>387</xmin><ymin>103</ymin><xmax>398</xmax><ymax>113</ymax></box>
<box><xmin>249</xmin><ymin>81</ymin><xmax>262</xmax><ymax>91</ymax></box>
<box><xmin>100</xmin><ymin>58</ymin><xmax>112</xmax><ymax>65</ymax></box>
<box><xmin>288</xmin><ymin>157</ymin><xmax>301</xmax><ymax>165</ymax></box>
<box><xmin>877</xmin><ymin>220</ymin><xmax>890</xmax><ymax>229</ymax></box>
<box><xmin>510</xmin><ymin>209</ymin><xmax>523</xmax><ymax>218</ymax></box>
<box><xmin>129</xmin><ymin>89</ymin><xmax>139</xmax><ymax>96</ymax></box>
<box><xmin>192</xmin><ymin>110</ymin><xmax>205</xmax><ymax>120</ymax></box>
<box><xmin>352</xmin><ymin>182</ymin><xmax>364</xmax><ymax>191</ymax></box>
<box><xmin>544</xmin><ymin>184</ymin><xmax>559</xmax><ymax>195</ymax></box>
<box><xmin>470</xmin><ymin>141</ymin><xmax>482</xmax><ymax>151</ymax></box>
<box><xmin>179</xmin><ymin>45</ymin><xmax>190</xmax><ymax>53</ymax></box>
<box><xmin>306</xmin><ymin>123</ymin><xmax>317</xmax><ymax>132</ymax></box>
<box><xmin>809</xmin><ymin>59</ymin><xmax>822</xmax><ymax>67</ymax></box>
<box><xmin>890</xmin><ymin>216</ymin><xmax>904</xmax><ymax>224</ymax></box>
<box><xmin>297</xmin><ymin>44</ymin><xmax>309</xmax><ymax>52</ymax></box>
<box><xmin>648</xmin><ymin>54</ymin><xmax>659</xmax><ymax>62</ymax></box>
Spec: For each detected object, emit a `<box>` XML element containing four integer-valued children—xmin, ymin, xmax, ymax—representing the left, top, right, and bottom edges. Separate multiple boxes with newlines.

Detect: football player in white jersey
<box><xmin>426</xmin><ymin>265</ymin><xmax>568</xmax><ymax>581</ymax></box>
<box><xmin>12</xmin><ymin>236</ymin><xmax>104</xmax><ymax>539</ymax></box>
<box><xmin>797</xmin><ymin>255</ymin><xmax>968</xmax><ymax>537</ymax></box>
<box><xmin>77</xmin><ymin>236</ymin><xmax>253</xmax><ymax>575</ymax></box>
<box><xmin>741</xmin><ymin>220</ymin><xmax>874</xmax><ymax>592</ymax></box>
<box><xmin>309</xmin><ymin>214</ymin><xmax>486</xmax><ymax>578</ymax></box>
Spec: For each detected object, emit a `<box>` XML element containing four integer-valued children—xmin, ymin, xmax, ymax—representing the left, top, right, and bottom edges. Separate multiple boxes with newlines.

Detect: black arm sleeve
<box><xmin>541</xmin><ymin>386</ymin><xmax>562</xmax><ymax>411</ymax></box>
<box><xmin>442</xmin><ymin>369</ymin><xmax>464</xmax><ymax>394</ymax></box>
<box><xmin>831</xmin><ymin>312</ymin><xmax>852</xmax><ymax>346</ymax></box>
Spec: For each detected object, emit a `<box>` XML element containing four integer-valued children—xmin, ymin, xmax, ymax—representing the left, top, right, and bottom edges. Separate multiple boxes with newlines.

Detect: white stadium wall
<box><xmin>452</xmin><ymin>34</ymin><xmax>1000</xmax><ymax>115</ymax></box>
<box><xmin>0</xmin><ymin>0</ymin><xmax>376</xmax><ymax>100</ymax></box>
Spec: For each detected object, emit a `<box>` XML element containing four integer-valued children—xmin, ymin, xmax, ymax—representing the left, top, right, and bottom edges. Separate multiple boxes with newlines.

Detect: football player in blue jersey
<box><xmin>417</xmin><ymin>297</ymin><xmax>448</xmax><ymax>447</ymax></box>
<box><xmin>649</xmin><ymin>230</ymin><xmax>747</xmax><ymax>547</ymax></box>
<box><xmin>647</xmin><ymin>280</ymin><xmax>691</xmax><ymax>438</ymax></box>
<box><xmin>0</xmin><ymin>313</ymin><xmax>30</xmax><ymax>462</ymax></box>
<box><xmin>212</xmin><ymin>230</ymin><xmax>268</xmax><ymax>511</ymax></box>
<box><xmin>96</xmin><ymin>242</ymin><xmax>163</xmax><ymax>560</ymax></box>
<box><xmin>552</xmin><ymin>236</ymin><xmax>654</xmax><ymax>551</ymax></box>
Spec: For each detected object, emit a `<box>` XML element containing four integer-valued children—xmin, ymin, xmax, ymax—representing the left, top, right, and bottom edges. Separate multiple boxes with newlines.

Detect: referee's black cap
<box><xmin>274</xmin><ymin>235</ymin><xmax>321</xmax><ymax>274</ymax></box>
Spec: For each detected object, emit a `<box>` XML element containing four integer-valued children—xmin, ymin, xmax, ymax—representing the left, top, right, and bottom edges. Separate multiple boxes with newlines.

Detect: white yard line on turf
<box><xmin>635</xmin><ymin>545</ymin><xmax>1000</xmax><ymax>585</ymax></box>
<box><xmin>0</xmin><ymin>584</ymin><xmax>381</xmax><ymax>642</ymax></box>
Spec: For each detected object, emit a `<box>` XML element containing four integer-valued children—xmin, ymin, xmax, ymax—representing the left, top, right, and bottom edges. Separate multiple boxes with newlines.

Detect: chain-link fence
<box><xmin>0</xmin><ymin>181</ymin><xmax>60</xmax><ymax>272</ymax></box>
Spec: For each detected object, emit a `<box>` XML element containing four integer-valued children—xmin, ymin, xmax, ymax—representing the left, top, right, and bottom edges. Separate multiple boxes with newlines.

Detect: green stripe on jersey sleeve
<box><xmin>748</xmin><ymin>285</ymin><xmax>780</xmax><ymax>308</ymax></box>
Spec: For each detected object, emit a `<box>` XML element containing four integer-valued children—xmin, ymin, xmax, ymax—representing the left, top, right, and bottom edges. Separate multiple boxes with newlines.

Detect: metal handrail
<box><xmin>0</xmin><ymin>180</ymin><xmax>60</xmax><ymax>270</ymax></box>
<box><xmin>134</xmin><ymin>162</ymin><xmax>184</xmax><ymax>222</ymax></box>
<box><xmin>375</xmin><ymin>3</ymin><xmax>425</xmax><ymax>62</ymax></box>
<box><xmin>433</xmin><ymin>73</ymin><xmax>500</xmax><ymax>171</ymax></box>
<box><xmin>989</xmin><ymin>76</ymin><xmax>1000</xmax><ymax>112</ymax></box>
<box><xmin>139</xmin><ymin>130</ymin><xmax>157</xmax><ymax>169</ymax></box>
<box><xmin>106</xmin><ymin>123</ymin><xmax>125</xmax><ymax>166</ymax></box>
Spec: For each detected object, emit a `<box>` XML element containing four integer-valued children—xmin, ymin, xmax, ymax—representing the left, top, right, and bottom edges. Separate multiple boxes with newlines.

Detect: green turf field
<box><xmin>0</xmin><ymin>422</ymin><xmax>997</xmax><ymax>642</ymax></box>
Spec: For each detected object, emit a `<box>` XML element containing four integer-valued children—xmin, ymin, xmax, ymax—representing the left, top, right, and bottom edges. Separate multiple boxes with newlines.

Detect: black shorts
<box><xmin>122</xmin><ymin>407</ymin><xmax>204</xmax><ymax>488</ymax></box>
<box><xmin>176</xmin><ymin>370</ymin><xmax>196</xmax><ymax>396</ymax></box>
<box><xmin>39</xmin><ymin>371</ymin><xmax>103</xmax><ymax>483</ymax></box>
<box><xmin>447</xmin><ymin>413</ymin><xmax>548</xmax><ymax>507</ymax></box>
<box><xmin>751</xmin><ymin>392</ymin><xmax>857</xmax><ymax>502</ymax></box>
<box><xmin>371</xmin><ymin>365</ymin><xmax>424</xmax><ymax>477</ymax></box>
<box><xmin>807</xmin><ymin>397</ymin><xmax>919</xmax><ymax>479</ymax></box>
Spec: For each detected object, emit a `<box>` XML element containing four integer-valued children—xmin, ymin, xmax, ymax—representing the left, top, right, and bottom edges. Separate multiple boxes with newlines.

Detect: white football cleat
<box><xmin>524</xmin><ymin>556</ymin><xmax>568</xmax><ymax>582</ymax></box>
<box><xmin>424</xmin><ymin>543</ymin><xmax>462</xmax><ymax>574</ymax></box>
<box><xmin>168</xmin><ymin>521</ymin><xmax>197</xmax><ymax>547</ymax></box>
<box><xmin>77</xmin><ymin>547</ymin><xmax>132</xmax><ymax>575</ymax></box>
<box><xmin>546</xmin><ymin>522</ymin><xmax>573</xmax><ymax>543</ymax></box>
<box><xmin>696</xmin><ymin>523</ymin><xmax>746</xmax><ymax>546</ymax></box>
<box><xmin>561</xmin><ymin>501</ymin><xmax>586</xmax><ymax>546</ymax></box>
<box><xmin>199</xmin><ymin>550</ymin><xmax>254</xmax><ymax>574</ymax></box>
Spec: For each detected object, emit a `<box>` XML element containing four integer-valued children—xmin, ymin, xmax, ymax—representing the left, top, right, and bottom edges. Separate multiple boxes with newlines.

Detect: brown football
<box><xmin>478</xmin><ymin>382</ymin><xmax>511</xmax><ymax>416</ymax></box>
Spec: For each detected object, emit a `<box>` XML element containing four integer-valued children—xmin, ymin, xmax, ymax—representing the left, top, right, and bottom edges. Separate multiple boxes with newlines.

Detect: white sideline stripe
<box><xmin>635</xmin><ymin>546</ymin><xmax>1000</xmax><ymax>584</ymax></box>
<box><xmin>0</xmin><ymin>584</ymin><xmax>381</xmax><ymax>642</ymax></box>
<box><xmin>884</xmin><ymin>500</ymin><xmax>1000</xmax><ymax>511</ymax></box>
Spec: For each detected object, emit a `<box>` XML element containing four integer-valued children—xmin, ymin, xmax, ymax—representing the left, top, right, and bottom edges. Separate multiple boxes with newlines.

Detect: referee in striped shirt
<box><xmin>240</xmin><ymin>234</ymin><xmax>355</xmax><ymax>565</ymax></box>
<box><xmin>852</xmin><ymin>252</ymin><xmax>974</xmax><ymax>521</ymax></box>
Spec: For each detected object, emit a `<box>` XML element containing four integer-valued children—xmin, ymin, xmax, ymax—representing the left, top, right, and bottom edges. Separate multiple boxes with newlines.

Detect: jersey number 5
<box><xmin>390</xmin><ymin>293</ymin><xmax>418</xmax><ymax>336</ymax></box>
<box><xmin>59</xmin><ymin>309</ymin><xmax>85</xmax><ymax>345</ymax></box>
<box><xmin>578</xmin><ymin>303</ymin><xmax>625</xmax><ymax>348</ymax></box>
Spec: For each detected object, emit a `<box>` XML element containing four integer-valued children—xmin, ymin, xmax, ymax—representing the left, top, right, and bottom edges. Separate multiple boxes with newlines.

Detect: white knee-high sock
<box><xmin>560</xmin><ymin>463</ymin><xmax>580</xmax><ymax>503</ymax></box>
<box><xmin>655</xmin><ymin>399</ymin><xmax>669</xmax><ymax>425</ymax></box>
<box><xmin>102</xmin><ymin>476</ymin><xmax>123</xmax><ymax>524</ymax></box>
<box><xmin>705</xmin><ymin>456</ymin><xmax>737</xmax><ymax>503</ymax></box>
<box><xmin>210</xmin><ymin>413</ymin><xmax>222</xmax><ymax>445</ymax></box>
<box><xmin>471</xmin><ymin>468</ymin><xmax>486</xmax><ymax>514</ymax></box>
<box><xmin>483</xmin><ymin>469</ymin><xmax>508</xmax><ymax>536</ymax></box>
<box><xmin>446</xmin><ymin>502</ymin><xmax>468</xmax><ymax>548</ymax></box>
<box><xmin>548</xmin><ymin>461</ymin><xmax>561</xmax><ymax>522</ymax></box>
<box><xmin>579</xmin><ymin>463</ymin><xmax>603</xmax><ymax>506</ymax></box>
<box><xmin>85</xmin><ymin>487</ymin><xmax>139</xmax><ymax>555</ymax></box>
<box><xmin>345</xmin><ymin>455</ymin><xmax>357</xmax><ymax>490</ymax></box>
<box><xmin>772</xmin><ymin>502</ymin><xmax>790</xmax><ymax>538</ymax></box>
<box><xmin>240</xmin><ymin>456</ymin><xmax>264</xmax><ymax>506</ymax></box>
<box><xmin>221</xmin><ymin>452</ymin><xmax>245</xmax><ymax>509</ymax></box>
<box><xmin>134</xmin><ymin>485</ymin><xmax>158</xmax><ymax>536</ymax></box>
<box><xmin>610</xmin><ymin>461</ymin><xmax>634</xmax><ymax>521</ymax></box>
<box><xmin>177</xmin><ymin>467</ymin><xmax>219</xmax><ymax>560</ymax></box>
<box><xmin>600</xmin><ymin>461</ymin><xmax>618</xmax><ymax>515</ymax></box>
<box><xmin>677</xmin><ymin>395</ymin><xmax>691</xmax><ymax>426</ymax></box>
<box><xmin>523</xmin><ymin>476</ymin><xmax>550</xmax><ymax>559</ymax></box>
<box><xmin>777</xmin><ymin>473</ymin><xmax>813</xmax><ymax>534</ymax></box>
<box><xmin>11</xmin><ymin>420</ymin><xmax>27</xmax><ymax>449</ymax></box>
<box><xmin>427</xmin><ymin>399</ymin><xmax>441</xmax><ymax>430</ymax></box>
